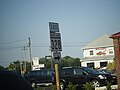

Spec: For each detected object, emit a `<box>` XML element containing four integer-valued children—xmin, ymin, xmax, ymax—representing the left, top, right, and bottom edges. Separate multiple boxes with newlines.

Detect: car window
<box><xmin>74</xmin><ymin>69</ymin><xmax>85</xmax><ymax>75</ymax></box>
<box><xmin>43</xmin><ymin>70</ymin><xmax>48</xmax><ymax>76</ymax></box>
<box><xmin>29</xmin><ymin>71</ymin><xmax>38</xmax><ymax>76</ymax></box>
<box><xmin>47</xmin><ymin>70</ymin><xmax>53</xmax><ymax>75</ymax></box>
<box><xmin>63</xmin><ymin>69</ymin><xmax>74</xmax><ymax>75</ymax></box>
<box><xmin>83</xmin><ymin>67</ymin><xmax>97</xmax><ymax>74</ymax></box>
<box><xmin>38</xmin><ymin>70</ymin><xmax>42</xmax><ymax>76</ymax></box>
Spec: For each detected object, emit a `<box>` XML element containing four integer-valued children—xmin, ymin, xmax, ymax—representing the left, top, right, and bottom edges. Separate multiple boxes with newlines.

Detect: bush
<box><xmin>51</xmin><ymin>84</ymin><xmax>57</xmax><ymax>90</ymax></box>
<box><xmin>106</xmin><ymin>61</ymin><xmax>116</xmax><ymax>72</ymax></box>
<box><xmin>106</xmin><ymin>82</ymin><xmax>112</xmax><ymax>90</ymax></box>
<box><xmin>83</xmin><ymin>82</ymin><xmax>94</xmax><ymax>90</ymax></box>
<box><xmin>68</xmin><ymin>81</ymin><xmax>78</xmax><ymax>90</ymax></box>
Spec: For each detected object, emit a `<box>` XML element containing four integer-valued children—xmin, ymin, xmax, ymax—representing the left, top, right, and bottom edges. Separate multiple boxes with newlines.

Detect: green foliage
<box><xmin>7</xmin><ymin>56</ymin><xmax>81</xmax><ymax>72</ymax></box>
<box><xmin>61</xmin><ymin>56</ymin><xmax>80</xmax><ymax>67</ymax></box>
<box><xmin>50</xmin><ymin>84</ymin><xmax>57</xmax><ymax>90</ymax></box>
<box><xmin>39</xmin><ymin>57</ymin><xmax>52</xmax><ymax>69</ymax></box>
<box><xmin>68</xmin><ymin>81</ymin><xmax>78</xmax><ymax>90</ymax></box>
<box><xmin>0</xmin><ymin>65</ymin><xmax>6</xmax><ymax>70</ymax></box>
<box><xmin>83</xmin><ymin>82</ymin><xmax>94</xmax><ymax>90</ymax></box>
<box><xmin>7</xmin><ymin>60</ymin><xmax>31</xmax><ymax>73</ymax></box>
<box><xmin>106</xmin><ymin>60</ymin><xmax>116</xmax><ymax>72</ymax></box>
<box><xmin>35</xmin><ymin>86</ymin><xmax>42</xmax><ymax>90</ymax></box>
<box><xmin>105</xmin><ymin>82</ymin><xmax>112</xmax><ymax>90</ymax></box>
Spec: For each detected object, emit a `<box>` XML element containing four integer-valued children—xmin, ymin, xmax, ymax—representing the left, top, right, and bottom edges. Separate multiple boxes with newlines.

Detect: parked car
<box><xmin>96</xmin><ymin>69</ymin><xmax>117</xmax><ymax>84</ymax></box>
<box><xmin>24</xmin><ymin>69</ymin><xmax>55</xmax><ymax>88</ymax></box>
<box><xmin>59</xmin><ymin>67</ymin><xmax>114</xmax><ymax>90</ymax></box>
<box><xmin>0</xmin><ymin>70</ymin><xmax>34</xmax><ymax>90</ymax></box>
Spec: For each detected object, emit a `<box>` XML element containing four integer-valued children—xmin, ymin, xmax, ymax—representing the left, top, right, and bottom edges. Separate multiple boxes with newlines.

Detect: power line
<box><xmin>0</xmin><ymin>46</ymin><xmax>24</xmax><ymax>51</ymax></box>
<box><xmin>0</xmin><ymin>39</ymin><xmax>26</xmax><ymax>45</ymax></box>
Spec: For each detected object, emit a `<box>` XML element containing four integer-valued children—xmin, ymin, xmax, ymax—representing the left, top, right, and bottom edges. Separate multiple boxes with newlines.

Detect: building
<box><xmin>81</xmin><ymin>34</ymin><xmax>114</xmax><ymax>69</ymax></box>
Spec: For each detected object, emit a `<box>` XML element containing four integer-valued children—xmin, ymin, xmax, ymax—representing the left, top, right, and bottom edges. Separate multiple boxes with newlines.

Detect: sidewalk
<box><xmin>95</xmin><ymin>85</ymin><xmax>118</xmax><ymax>90</ymax></box>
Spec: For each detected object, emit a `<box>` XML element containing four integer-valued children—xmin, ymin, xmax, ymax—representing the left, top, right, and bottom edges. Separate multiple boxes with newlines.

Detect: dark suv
<box><xmin>59</xmin><ymin>67</ymin><xmax>112</xmax><ymax>90</ymax></box>
<box><xmin>24</xmin><ymin>69</ymin><xmax>55</xmax><ymax>87</ymax></box>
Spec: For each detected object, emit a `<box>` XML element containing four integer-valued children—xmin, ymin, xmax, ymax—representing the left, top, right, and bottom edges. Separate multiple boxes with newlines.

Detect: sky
<box><xmin>0</xmin><ymin>0</ymin><xmax>120</xmax><ymax>67</ymax></box>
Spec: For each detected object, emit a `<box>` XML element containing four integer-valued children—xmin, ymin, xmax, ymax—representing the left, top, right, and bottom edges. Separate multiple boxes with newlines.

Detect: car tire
<box><xmin>91</xmin><ymin>79</ymin><xmax>100</xmax><ymax>87</ymax></box>
<box><xmin>60</xmin><ymin>81</ymin><xmax>65</xmax><ymax>90</ymax></box>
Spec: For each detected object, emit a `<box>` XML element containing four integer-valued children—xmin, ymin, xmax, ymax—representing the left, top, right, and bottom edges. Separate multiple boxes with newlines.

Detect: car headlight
<box><xmin>98</xmin><ymin>75</ymin><xmax>106</xmax><ymax>79</ymax></box>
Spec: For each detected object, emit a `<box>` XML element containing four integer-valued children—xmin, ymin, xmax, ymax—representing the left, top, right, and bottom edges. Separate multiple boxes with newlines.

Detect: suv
<box><xmin>59</xmin><ymin>67</ymin><xmax>112</xmax><ymax>90</ymax></box>
<box><xmin>24</xmin><ymin>69</ymin><xmax>55</xmax><ymax>87</ymax></box>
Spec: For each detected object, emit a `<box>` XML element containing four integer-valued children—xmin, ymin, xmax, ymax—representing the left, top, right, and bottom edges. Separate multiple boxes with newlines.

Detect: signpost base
<box><xmin>55</xmin><ymin>64</ymin><xmax>60</xmax><ymax>90</ymax></box>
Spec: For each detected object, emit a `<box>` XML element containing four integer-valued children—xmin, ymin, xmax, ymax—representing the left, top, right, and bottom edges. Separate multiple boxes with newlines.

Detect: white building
<box><xmin>81</xmin><ymin>34</ymin><xmax>114</xmax><ymax>69</ymax></box>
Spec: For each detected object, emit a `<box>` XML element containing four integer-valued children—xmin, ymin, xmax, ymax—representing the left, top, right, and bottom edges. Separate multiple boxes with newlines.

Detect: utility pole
<box><xmin>28</xmin><ymin>37</ymin><xmax>33</xmax><ymax>70</ymax></box>
<box><xmin>22</xmin><ymin>46</ymin><xmax>27</xmax><ymax>72</ymax></box>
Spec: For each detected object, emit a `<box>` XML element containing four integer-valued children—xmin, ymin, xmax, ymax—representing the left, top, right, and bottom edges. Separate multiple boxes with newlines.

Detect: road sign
<box><xmin>50</xmin><ymin>33</ymin><xmax>62</xmax><ymax>51</ymax></box>
<box><xmin>53</xmin><ymin>51</ymin><xmax>61</xmax><ymax>64</ymax></box>
<box><xmin>49</xmin><ymin>22</ymin><xmax>59</xmax><ymax>32</ymax></box>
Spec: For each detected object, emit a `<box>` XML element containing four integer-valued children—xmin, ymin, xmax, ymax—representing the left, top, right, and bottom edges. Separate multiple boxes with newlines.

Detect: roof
<box><xmin>82</xmin><ymin>34</ymin><xmax>113</xmax><ymax>49</ymax></box>
<box><xmin>110</xmin><ymin>32</ymin><xmax>120</xmax><ymax>39</ymax></box>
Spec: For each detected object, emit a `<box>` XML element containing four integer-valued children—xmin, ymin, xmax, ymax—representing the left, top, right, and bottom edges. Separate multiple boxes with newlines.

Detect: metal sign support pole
<box><xmin>55</xmin><ymin>64</ymin><xmax>60</xmax><ymax>90</ymax></box>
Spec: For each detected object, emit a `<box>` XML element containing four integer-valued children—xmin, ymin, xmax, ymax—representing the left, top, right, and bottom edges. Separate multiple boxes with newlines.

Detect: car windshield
<box><xmin>98</xmin><ymin>69</ymin><xmax>112</xmax><ymax>74</ymax></box>
<box><xmin>83</xmin><ymin>67</ymin><xmax>98</xmax><ymax>74</ymax></box>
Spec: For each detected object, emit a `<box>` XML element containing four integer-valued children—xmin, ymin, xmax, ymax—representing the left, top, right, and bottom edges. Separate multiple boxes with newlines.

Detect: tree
<box><xmin>39</xmin><ymin>57</ymin><xmax>52</xmax><ymax>69</ymax></box>
<box><xmin>7</xmin><ymin>60</ymin><xmax>31</xmax><ymax>74</ymax></box>
<box><xmin>106</xmin><ymin>60</ymin><xmax>116</xmax><ymax>72</ymax></box>
<box><xmin>60</xmin><ymin>56</ymin><xmax>80</xmax><ymax>67</ymax></box>
<box><xmin>0</xmin><ymin>65</ymin><xmax>6</xmax><ymax>70</ymax></box>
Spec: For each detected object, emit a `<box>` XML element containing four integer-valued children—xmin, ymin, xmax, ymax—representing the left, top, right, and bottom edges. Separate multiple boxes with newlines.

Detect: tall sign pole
<box><xmin>49</xmin><ymin>22</ymin><xmax>62</xmax><ymax>90</ymax></box>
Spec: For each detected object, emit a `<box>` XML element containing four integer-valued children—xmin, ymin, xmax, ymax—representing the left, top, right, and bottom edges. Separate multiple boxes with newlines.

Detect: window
<box><xmin>29</xmin><ymin>71</ymin><xmax>38</xmax><ymax>76</ymax></box>
<box><xmin>90</xmin><ymin>51</ymin><xmax>94</xmax><ymax>55</ymax></box>
<box><xmin>87</xmin><ymin>63</ymin><xmax>94</xmax><ymax>69</ymax></box>
<box><xmin>100</xmin><ymin>62</ymin><xmax>107</xmax><ymax>67</ymax></box>
<box><xmin>109</xmin><ymin>49</ymin><xmax>113</xmax><ymax>54</ymax></box>
<box><xmin>74</xmin><ymin>69</ymin><xmax>85</xmax><ymax>75</ymax></box>
<box><xmin>63</xmin><ymin>69</ymin><xmax>74</xmax><ymax>75</ymax></box>
<box><xmin>43</xmin><ymin>70</ymin><xmax>48</xmax><ymax>76</ymax></box>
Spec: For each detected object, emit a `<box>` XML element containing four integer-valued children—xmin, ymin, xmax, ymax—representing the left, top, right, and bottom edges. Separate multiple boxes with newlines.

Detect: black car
<box><xmin>59</xmin><ymin>67</ymin><xmax>113</xmax><ymax>90</ymax></box>
<box><xmin>0</xmin><ymin>70</ymin><xmax>34</xmax><ymax>90</ymax></box>
<box><xmin>96</xmin><ymin>69</ymin><xmax>117</xmax><ymax>84</ymax></box>
<box><xmin>24</xmin><ymin>69</ymin><xmax>55</xmax><ymax>87</ymax></box>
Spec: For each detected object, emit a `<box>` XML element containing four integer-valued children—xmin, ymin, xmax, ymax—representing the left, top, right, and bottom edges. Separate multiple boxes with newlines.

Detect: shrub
<box><xmin>51</xmin><ymin>84</ymin><xmax>57</xmax><ymax>90</ymax></box>
<box><xmin>106</xmin><ymin>82</ymin><xmax>112</xmax><ymax>90</ymax></box>
<box><xmin>83</xmin><ymin>82</ymin><xmax>94</xmax><ymax>90</ymax></box>
<box><xmin>68</xmin><ymin>81</ymin><xmax>78</xmax><ymax>90</ymax></box>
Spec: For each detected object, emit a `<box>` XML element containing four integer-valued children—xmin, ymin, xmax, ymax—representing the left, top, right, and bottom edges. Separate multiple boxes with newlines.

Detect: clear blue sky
<box><xmin>0</xmin><ymin>0</ymin><xmax>120</xmax><ymax>67</ymax></box>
